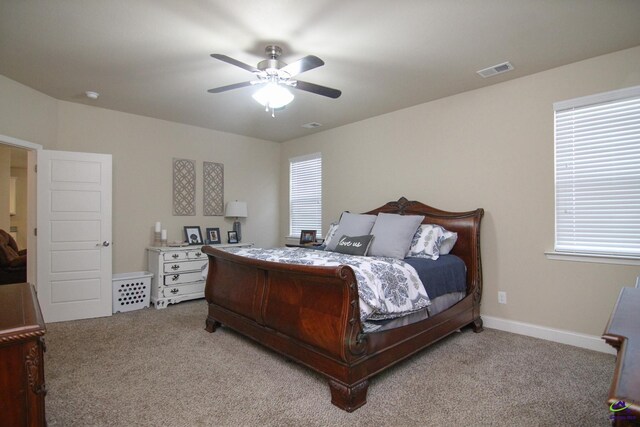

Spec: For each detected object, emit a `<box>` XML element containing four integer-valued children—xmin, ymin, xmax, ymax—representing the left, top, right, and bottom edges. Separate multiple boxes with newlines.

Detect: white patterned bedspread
<box><xmin>221</xmin><ymin>247</ymin><xmax>431</xmax><ymax>330</ymax></box>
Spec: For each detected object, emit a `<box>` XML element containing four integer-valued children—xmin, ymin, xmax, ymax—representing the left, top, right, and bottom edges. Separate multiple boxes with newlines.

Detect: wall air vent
<box><xmin>477</xmin><ymin>61</ymin><xmax>514</xmax><ymax>78</ymax></box>
<box><xmin>302</xmin><ymin>122</ymin><xmax>322</xmax><ymax>129</ymax></box>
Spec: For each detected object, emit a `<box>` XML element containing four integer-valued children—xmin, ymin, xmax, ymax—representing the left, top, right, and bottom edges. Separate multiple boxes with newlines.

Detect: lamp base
<box><xmin>233</xmin><ymin>220</ymin><xmax>242</xmax><ymax>242</ymax></box>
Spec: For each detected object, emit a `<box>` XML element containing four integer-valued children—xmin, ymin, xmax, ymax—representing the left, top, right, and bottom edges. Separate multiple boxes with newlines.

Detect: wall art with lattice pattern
<box><xmin>172</xmin><ymin>158</ymin><xmax>196</xmax><ymax>216</ymax></box>
<box><xmin>203</xmin><ymin>161</ymin><xmax>224</xmax><ymax>216</ymax></box>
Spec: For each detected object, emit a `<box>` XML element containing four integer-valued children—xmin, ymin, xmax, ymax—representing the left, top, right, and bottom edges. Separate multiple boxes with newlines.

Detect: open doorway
<box><xmin>0</xmin><ymin>136</ymin><xmax>40</xmax><ymax>286</ymax></box>
<box><xmin>0</xmin><ymin>145</ymin><xmax>28</xmax><ymax>284</ymax></box>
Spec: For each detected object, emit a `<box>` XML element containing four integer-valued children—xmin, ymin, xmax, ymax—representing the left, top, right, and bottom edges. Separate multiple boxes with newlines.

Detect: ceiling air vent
<box><xmin>302</xmin><ymin>122</ymin><xmax>322</xmax><ymax>129</ymax></box>
<box><xmin>477</xmin><ymin>61</ymin><xmax>514</xmax><ymax>78</ymax></box>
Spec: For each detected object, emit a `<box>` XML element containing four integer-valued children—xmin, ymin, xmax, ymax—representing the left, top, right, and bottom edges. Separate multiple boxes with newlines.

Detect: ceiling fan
<box><xmin>208</xmin><ymin>45</ymin><xmax>341</xmax><ymax>116</ymax></box>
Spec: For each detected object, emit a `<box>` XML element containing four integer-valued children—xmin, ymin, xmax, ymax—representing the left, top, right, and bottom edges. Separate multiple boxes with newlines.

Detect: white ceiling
<box><xmin>1</xmin><ymin>1</ymin><xmax>640</xmax><ymax>142</ymax></box>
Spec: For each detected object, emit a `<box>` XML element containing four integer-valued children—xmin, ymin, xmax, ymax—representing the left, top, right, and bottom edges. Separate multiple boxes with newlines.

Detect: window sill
<box><xmin>545</xmin><ymin>251</ymin><xmax>640</xmax><ymax>266</ymax></box>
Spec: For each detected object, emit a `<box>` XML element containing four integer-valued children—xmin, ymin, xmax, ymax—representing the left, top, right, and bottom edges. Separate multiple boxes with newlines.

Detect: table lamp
<box><xmin>225</xmin><ymin>201</ymin><xmax>248</xmax><ymax>242</ymax></box>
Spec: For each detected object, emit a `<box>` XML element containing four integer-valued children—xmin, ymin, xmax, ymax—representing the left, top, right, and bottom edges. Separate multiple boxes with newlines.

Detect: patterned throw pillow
<box><xmin>438</xmin><ymin>229</ymin><xmax>458</xmax><ymax>255</ymax></box>
<box><xmin>333</xmin><ymin>235</ymin><xmax>374</xmax><ymax>256</ymax></box>
<box><xmin>323</xmin><ymin>222</ymin><xmax>339</xmax><ymax>248</ymax></box>
<box><xmin>407</xmin><ymin>224</ymin><xmax>457</xmax><ymax>260</ymax></box>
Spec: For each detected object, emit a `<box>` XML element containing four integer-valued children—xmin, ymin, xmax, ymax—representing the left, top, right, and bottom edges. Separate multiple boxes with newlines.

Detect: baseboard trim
<box><xmin>482</xmin><ymin>315</ymin><xmax>616</xmax><ymax>355</ymax></box>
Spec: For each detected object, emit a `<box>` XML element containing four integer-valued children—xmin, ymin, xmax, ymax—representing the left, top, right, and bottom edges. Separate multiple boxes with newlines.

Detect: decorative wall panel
<box><xmin>173</xmin><ymin>158</ymin><xmax>196</xmax><ymax>216</ymax></box>
<box><xmin>203</xmin><ymin>162</ymin><xmax>224</xmax><ymax>216</ymax></box>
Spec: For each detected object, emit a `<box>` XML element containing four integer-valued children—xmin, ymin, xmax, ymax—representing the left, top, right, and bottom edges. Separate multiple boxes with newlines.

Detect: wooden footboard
<box><xmin>203</xmin><ymin>249</ymin><xmax>366</xmax><ymax>364</ymax></box>
<box><xmin>203</xmin><ymin>197</ymin><xmax>483</xmax><ymax>411</ymax></box>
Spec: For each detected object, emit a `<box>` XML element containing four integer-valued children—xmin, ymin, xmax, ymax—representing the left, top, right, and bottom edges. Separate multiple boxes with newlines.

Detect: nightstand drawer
<box><xmin>163</xmin><ymin>271</ymin><xmax>203</xmax><ymax>285</ymax></box>
<box><xmin>162</xmin><ymin>281</ymin><xmax>205</xmax><ymax>298</ymax></box>
<box><xmin>186</xmin><ymin>250</ymin><xmax>205</xmax><ymax>260</ymax></box>
<box><xmin>163</xmin><ymin>259</ymin><xmax>207</xmax><ymax>273</ymax></box>
<box><xmin>163</xmin><ymin>251</ymin><xmax>188</xmax><ymax>261</ymax></box>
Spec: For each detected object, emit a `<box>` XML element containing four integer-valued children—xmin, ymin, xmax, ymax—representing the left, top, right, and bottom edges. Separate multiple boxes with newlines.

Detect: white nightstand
<box><xmin>147</xmin><ymin>243</ymin><xmax>253</xmax><ymax>309</ymax></box>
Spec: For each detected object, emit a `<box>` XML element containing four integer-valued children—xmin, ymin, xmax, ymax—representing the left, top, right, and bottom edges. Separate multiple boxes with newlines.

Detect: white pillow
<box><xmin>325</xmin><ymin>212</ymin><xmax>377</xmax><ymax>251</ymax></box>
<box><xmin>367</xmin><ymin>213</ymin><xmax>424</xmax><ymax>259</ymax></box>
<box><xmin>407</xmin><ymin>224</ymin><xmax>457</xmax><ymax>260</ymax></box>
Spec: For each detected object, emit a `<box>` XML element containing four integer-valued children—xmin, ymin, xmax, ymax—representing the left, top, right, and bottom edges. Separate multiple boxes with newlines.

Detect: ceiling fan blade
<box><xmin>211</xmin><ymin>54</ymin><xmax>260</xmax><ymax>73</ymax></box>
<box><xmin>292</xmin><ymin>80</ymin><xmax>342</xmax><ymax>99</ymax></box>
<box><xmin>280</xmin><ymin>55</ymin><xmax>324</xmax><ymax>77</ymax></box>
<box><xmin>207</xmin><ymin>81</ymin><xmax>255</xmax><ymax>93</ymax></box>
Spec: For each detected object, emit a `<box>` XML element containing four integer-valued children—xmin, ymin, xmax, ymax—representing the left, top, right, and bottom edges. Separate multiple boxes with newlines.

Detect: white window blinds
<box><xmin>554</xmin><ymin>85</ymin><xmax>640</xmax><ymax>257</ymax></box>
<box><xmin>290</xmin><ymin>153</ymin><xmax>322</xmax><ymax>237</ymax></box>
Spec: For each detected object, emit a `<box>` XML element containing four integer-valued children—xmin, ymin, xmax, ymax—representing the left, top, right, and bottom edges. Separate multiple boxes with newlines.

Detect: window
<box><xmin>554</xmin><ymin>85</ymin><xmax>640</xmax><ymax>258</ymax></box>
<box><xmin>289</xmin><ymin>153</ymin><xmax>322</xmax><ymax>237</ymax></box>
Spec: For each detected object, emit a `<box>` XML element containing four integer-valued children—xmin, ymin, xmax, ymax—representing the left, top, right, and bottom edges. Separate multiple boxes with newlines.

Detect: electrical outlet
<box><xmin>498</xmin><ymin>291</ymin><xmax>507</xmax><ymax>304</ymax></box>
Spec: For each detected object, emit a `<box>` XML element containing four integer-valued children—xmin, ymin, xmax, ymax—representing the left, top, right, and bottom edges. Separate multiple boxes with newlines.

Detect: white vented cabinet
<box><xmin>147</xmin><ymin>243</ymin><xmax>253</xmax><ymax>309</ymax></box>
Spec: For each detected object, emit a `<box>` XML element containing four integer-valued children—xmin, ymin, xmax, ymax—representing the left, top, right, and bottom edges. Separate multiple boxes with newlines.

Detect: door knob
<box><xmin>102</xmin><ymin>241</ymin><xmax>110</xmax><ymax>247</ymax></box>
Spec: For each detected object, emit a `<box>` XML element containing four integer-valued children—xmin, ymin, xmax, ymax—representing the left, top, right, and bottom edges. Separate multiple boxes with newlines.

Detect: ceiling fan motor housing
<box><xmin>258</xmin><ymin>45</ymin><xmax>287</xmax><ymax>75</ymax></box>
<box><xmin>258</xmin><ymin>58</ymin><xmax>286</xmax><ymax>73</ymax></box>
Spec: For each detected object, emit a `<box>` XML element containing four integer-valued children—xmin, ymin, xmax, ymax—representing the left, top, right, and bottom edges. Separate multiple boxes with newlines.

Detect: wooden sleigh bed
<box><xmin>202</xmin><ymin>197</ymin><xmax>484</xmax><ymax>411</ymax></box>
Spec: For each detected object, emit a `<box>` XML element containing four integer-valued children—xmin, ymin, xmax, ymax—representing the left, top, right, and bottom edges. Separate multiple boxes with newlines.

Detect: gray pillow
<box><xmin>333</xmin><ymin>235</ymin><xmax>374</xmax><ymax>256</ymax></box>
<box><xmin>368</xmin><ymin>212</ymin><xmax>425</xmax><ymax>259</ymax></box>
<box><xmin>325</xmin><ymin>212</ymin><xmax>377</xmax><ymax>251</ymax></box>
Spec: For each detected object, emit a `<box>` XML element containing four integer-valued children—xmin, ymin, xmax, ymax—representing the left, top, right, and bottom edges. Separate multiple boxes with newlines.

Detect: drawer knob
<box><xmin>171</xmin><ymin>264</ymin><xmax>180</xmax><ymax>270</ymax></box>
<box><xmin>172</xmin><ymin>253</ymin><xmax>179</xmax><ymax>259</ymax></box>
<box><xmin>172</xmin><ymin>274</ymin><xmax>179</xmax><ymax>281</ymax></box>
<box><xmin>195</xmin><ymin>252</ymin><xmax>202</xmax><ymax>257</ymax></box>
<box><xmin>171</xmin><ymin>288</ymin><xmax>179</xmax><ymax>294</ymax></box>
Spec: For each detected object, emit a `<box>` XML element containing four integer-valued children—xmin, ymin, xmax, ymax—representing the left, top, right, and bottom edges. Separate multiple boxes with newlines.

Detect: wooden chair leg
<box><xmin>328</xmin><ymin>379</ymin><xmax>368</xmax><ymax>412</ymax></box>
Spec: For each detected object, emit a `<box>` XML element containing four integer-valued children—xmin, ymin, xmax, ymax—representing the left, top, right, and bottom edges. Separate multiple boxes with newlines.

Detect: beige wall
<box><xmin>54</xmin><ymin>102</ymin><xmax>281</xmax><ymax>272</ymax></box>
<box><xmin>0</xmin><ymin>75</ymin><xmax>281</xmax><ymax>275</ymax></box>
<box><xmin>280</xmin><ymin>46</ymin><xmax>640</xmax><ymax>337</ymax></box>
<box><xmin>0</xmin><ymin>75</ymin><xmax>58</xmax><ymax>147</ymax></box>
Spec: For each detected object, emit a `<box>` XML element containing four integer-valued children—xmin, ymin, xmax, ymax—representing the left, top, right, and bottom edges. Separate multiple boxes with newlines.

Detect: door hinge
<box><xmin>34</xmin><ymin>228</ymin><xmax>37</xmax><ymax>236</ymax></box>
<box><xmin>34</xmin><ymin>164</ymin><xmax>37</xmax><ymax>173</ymax></box>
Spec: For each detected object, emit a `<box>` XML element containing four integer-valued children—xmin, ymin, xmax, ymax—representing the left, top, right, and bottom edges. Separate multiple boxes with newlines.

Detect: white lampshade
<box><xmin>252</xmin><ymin>83</ymin><xmax>294</xmax><ymax>109</ymax></box>
<box><xmin>225</xmin><ymin>201</ymin><xmax>248</xmax><ymax>218</ymax></box>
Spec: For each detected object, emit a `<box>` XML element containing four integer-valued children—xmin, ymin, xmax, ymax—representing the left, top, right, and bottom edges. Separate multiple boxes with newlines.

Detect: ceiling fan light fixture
<box><xmin>252</xmin><ymin>83</ymin><xmax>294</xmax><ymax>110</ymax></box>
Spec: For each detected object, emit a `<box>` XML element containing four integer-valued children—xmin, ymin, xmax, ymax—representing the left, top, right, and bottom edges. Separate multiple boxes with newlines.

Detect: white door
<box><xmin>37</xmin><ymin>150</ymin><xmax>112</xmax><ymax>322</ymax></box>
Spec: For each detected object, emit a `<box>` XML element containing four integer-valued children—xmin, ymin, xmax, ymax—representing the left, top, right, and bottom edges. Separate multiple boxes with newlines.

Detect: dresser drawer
<box><xmin>163</xmin><ymin>271</ymin><xmax>203</xmax><ymax>285</ymax></box>
<box><xmin>163</xmin><ymin>259</ymin><xmax>207</xmax><ymax>273</ymax></box>
<box><xmin>163</xmin><ymin>251</ymin><xmax>188</xmax><ymax>261</ymax></box>
<box><xmin>162</xmin><ymin>281</ymin><xmax>205</xmax><ymax>298</ymax></box>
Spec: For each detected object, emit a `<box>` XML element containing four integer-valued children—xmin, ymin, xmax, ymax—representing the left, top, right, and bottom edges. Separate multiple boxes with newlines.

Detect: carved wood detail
<box><xmin>329</xmin><ymin>379</ymin><xmax>369</xmax><ymax>412</ymax></box>
<box><xmin>0</xmin><ymin>329</ymin><xmax>45</xmax><ymax>345</ymax></box>
<box><xmin>25</xmin><ymin>342</ymin><xmax>46</xmax><ymax>395</ymax></box>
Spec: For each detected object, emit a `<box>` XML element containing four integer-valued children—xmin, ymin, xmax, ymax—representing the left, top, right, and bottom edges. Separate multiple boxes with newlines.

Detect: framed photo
<box><xmin>184</xmin><ymin>226</ymin><xmax>203</xmax><ymax>245</ymax></box>
<box><xmin>228</xmin><ymin>230</ymin><xmax>239</xmax><ymax>244</ymax></box>
<box><xmin>299</xmin><ymin>230</ymin><xmax>317</xmax><ymax>245</ymax></box>
<box><xmin>206</xmin><ymin>227</ymin><xmax>221</xmax><ymax>244</ymax></box>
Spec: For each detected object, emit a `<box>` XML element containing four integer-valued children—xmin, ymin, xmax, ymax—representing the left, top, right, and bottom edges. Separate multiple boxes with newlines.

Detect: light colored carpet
<box><xmin>44</xmin><ymin>300</ymin><xmax>614</xmax><ymax>426</ymax></box>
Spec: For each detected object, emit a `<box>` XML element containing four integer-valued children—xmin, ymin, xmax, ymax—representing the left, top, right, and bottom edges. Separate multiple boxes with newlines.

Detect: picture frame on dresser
<box><xmin>228</xmin><ymin>230</ymin><xmax>238</xmax><ymax>244</ymax></box>
<box><xmin>299</xmin><ymin>230</ymin><xmax>317</xmax><ymax>244</ymax></box>
<box><xmin>184</xmin><ymin>226</ymin><xmax>203</xmax><ymax>245</ymax></box>
<box><xmin>206</xmin><ymin>227</ymin><xmax>221</xmax><ymax>244</ymax></box>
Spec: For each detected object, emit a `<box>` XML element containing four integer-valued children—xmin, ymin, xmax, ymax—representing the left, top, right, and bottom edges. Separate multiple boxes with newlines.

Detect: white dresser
<box><xmin>147</xmin><ymin>243</ymin><xmax>253</xmax><ymax>309</ymax></box>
